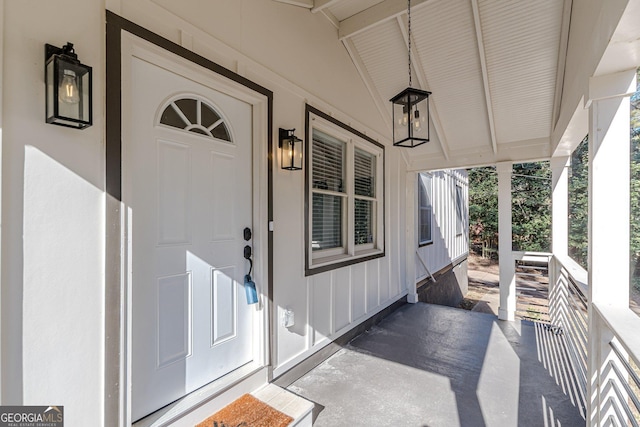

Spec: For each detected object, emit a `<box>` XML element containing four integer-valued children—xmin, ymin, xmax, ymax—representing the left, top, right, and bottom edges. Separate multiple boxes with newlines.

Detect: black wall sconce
<box><xmin>45</xmin><ymin>42</ymin><xmax>92</xmax><ymax>129</ymax></box>
<box><xmin>279</xmin><ymin>128</ymin><xmax>303</xmax><ymax>170</ymax></box>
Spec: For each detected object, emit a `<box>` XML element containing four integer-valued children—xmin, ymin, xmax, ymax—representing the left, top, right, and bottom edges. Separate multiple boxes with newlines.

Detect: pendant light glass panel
<box><xmin>391</xmin><ymin>87</ymin><xmax>431</xmax><ymax>147</ymax></box>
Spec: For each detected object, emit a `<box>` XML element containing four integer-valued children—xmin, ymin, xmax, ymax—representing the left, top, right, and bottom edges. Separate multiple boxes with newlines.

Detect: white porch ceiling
<box><xmin>275</xmin><ymin>0</ymin><xmax>569</xmax><ymax>171</ymax></box>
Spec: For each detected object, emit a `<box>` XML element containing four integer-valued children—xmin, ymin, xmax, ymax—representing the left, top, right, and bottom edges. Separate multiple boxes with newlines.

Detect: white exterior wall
<box><xmin>416</xmin><ymin>169</ymin><xmax>469</xmax><ymax>282</ymax></box>
<box><xmin>116</xmin><ymin>0</ymin><xmax>410</xmax><ymax>378</ymax></box>
<box><xmin>1</xmin><ymin>0</ymin><xmax>407</xmax><ymax>422</ymax></box>
<box><xmin>1</xmin><ymin>0</ymin><xmax>106</xmax><ymax>423</ymax></box>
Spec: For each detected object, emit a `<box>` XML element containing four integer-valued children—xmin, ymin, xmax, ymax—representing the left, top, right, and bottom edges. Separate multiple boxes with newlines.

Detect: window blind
<box><xmin>354</xmin><ymin>199</ymin><xmax>374</xmax><ymax>245</ymax></box>
<box><xmin>312</xmin><ymin>130</ymin><xmax>345</xmax><ymax>192</ymax></box>
<box><xmin>354</xmin><ymin>148</ymin><xmax>375</xmax><ymax>197</ymax></box>
<box><xmin>312</xmin><ymin>193</ymin><xmax>342</xmax><ymax>250</ymax></box>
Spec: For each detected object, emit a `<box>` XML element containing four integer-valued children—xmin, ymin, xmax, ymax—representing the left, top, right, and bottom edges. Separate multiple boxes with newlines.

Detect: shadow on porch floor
<box><xmin>287</xmin><ymin>303</ymin><xmax>585</xmax><ymax>427</ymax></box>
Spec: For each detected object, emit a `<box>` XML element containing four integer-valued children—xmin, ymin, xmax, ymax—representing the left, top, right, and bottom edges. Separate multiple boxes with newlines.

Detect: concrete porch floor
<box><xmin>287</xmin><ymin>303</ymin><xmax>585</xmax><ymax>427</ymax></box>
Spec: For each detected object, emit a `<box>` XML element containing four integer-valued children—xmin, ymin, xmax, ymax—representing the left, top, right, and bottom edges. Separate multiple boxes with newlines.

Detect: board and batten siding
<box><xmin>416</xmin><ymin>169</ymin><xmax>469</xmax><ymax>282</ymax></box>
<box><xmin>273</xmin><ymin>149</ymin><xmax>407</xmax><ymax>377</ymax></box>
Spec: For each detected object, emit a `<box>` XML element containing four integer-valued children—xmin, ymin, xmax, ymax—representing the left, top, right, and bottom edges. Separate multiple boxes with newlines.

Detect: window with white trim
<box><xmin>306</xmin><ymin>106</ymin><xmax>384</xmax><ymax>275</ymax></box>
<box><xmin>418</xmin><ymin>173</ymin><xmax>433</xmax><ymax>245</ymax></box>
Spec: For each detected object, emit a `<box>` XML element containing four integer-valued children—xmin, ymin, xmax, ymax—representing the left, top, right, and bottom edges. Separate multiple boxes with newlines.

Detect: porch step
<box><xmin>252</xmin><ymin>384</ymin><xmax>314</xmax><ymax>427</ymax></box>
<box><xmin>515</xmin><ymin>264</ymin><xmax>548</xmax><ymax>271</ymax></box>
<box><xmin>516</xmin><ymin>271</ymin><xmax>546</xmax><ymax>278</ymax></box>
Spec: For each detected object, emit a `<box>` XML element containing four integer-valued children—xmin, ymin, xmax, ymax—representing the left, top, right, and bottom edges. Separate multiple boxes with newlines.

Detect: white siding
<box><xmin>1</xmin><ymin>1</ymin><xmax>408</xmax><ymax>418</ymax></box>
<box><xmin>125</xmin><ymin>0</ymin><xmax>409</xmax><ymax>382</ymax></box>
<box><xmin>416</xmin><ymin>169</ymin><xmax>469</xmax><ymax>282</ymax></box>
<box><xmin>274</xmin><ymin>148</ymin><xmax>407</xmax><ymax>376</ymax></box>
<box><xmin>6</xmin><ymin>0</ymin><xmax>628</xmax><ymax>420</ymax></box>
<box><xmin>1</xmin><ymin>0</ymin><xmax>105</xmax><ymax>423</ymax></box>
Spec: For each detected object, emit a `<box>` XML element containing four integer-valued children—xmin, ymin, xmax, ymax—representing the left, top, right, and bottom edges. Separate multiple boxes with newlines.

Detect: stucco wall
<box><xmin>1</xmin><ymin>0</ymin><xmax>106</xmax><ymax>424</ymax></box>
<box><xmin>1</xmin><ymin>0</ymin><xmax>408</xmax><ymax>423</ymax></box>
<box><xmin>2</xmin><ymin>0</ymin><xmax>632</xmax><ymax>424</ymax></box>
<box><xmin>115</xmin><ymin>0</ymin><xmax>410</xmax><ymax>379</ymax></box>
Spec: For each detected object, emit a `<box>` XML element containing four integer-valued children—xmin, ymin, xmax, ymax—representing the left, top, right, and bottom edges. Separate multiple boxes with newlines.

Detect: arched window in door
<box><xmin>158</xmin><ymin>96</ymin><xmax>232</xmax><ymax>142</ymax></box>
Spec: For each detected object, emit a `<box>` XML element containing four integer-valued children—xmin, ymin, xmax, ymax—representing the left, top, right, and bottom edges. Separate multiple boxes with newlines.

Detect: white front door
<box><xmin>124</xmin><ymin>52</ymin><xmax>254</xmax><ymax>422</ymax></box>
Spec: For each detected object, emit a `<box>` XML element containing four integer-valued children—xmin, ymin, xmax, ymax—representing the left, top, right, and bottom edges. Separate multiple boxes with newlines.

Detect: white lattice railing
<box><xmin>548</xmin><ymin>255</ymin><xmax>589</xmax><ymax>417</ymax></box>
<box><xmin>548</xmin><ymin>255</ymin><xmax>640</xmax><ymax>426</ymax></box>
<box><xmin>591</xmin><ymin>304</ymin><xmax>640</xmax><ymax>426</ymax></box>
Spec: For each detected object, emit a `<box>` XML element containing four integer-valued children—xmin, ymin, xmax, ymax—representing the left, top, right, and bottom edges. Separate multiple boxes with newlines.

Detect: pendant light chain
<box><xmin>408</xmin><ymin>0</ymin><xmax>412</xmax><ymax>88</ymax></box>
<box><xmin>391</xmin><ymin>0</ymin><xmax>431</xmax><ymax>147</ymax></box>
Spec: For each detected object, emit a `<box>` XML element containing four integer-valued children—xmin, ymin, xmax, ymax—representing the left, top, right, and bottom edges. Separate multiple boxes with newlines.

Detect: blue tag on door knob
<box><xmin>244</xmin><ymin>274</ymin><xmax>258</xmax><ymax>305</ymax></box>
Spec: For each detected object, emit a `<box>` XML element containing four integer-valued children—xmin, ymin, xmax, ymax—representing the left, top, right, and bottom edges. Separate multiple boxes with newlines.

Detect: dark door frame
<box><xmin>105</xmin><ymin>11</ymin><xmax>274</xmax><ymax>426</ymax></box>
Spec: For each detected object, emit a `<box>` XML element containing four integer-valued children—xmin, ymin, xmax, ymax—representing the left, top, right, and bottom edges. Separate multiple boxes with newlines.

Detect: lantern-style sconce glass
<box><xmin>45</xmin><ymin>42</ymin><xmax>92</xmax><ymax>129</ymax></box>
<box><xmin>390</xmin><ymin>87</ymin><xmax>431</xmax><ymax>148</ymax></box>
<box><xmin>279</xmin><ymin>128</ymin><xmax>303</xmax><ymax>170</ymax></box>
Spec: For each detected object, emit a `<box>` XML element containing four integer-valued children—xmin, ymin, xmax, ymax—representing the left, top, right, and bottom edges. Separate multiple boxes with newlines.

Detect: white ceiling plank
<box><xmin>342</xmin><ymin>37</ymin><xmax>394</xmax><ymax>135</ymax></box>
<box><xmin>311</xmin><ymin>0</ymin><xmax>342</xmax><ymax>14</ymax></box>
<box><xmin>551</xmin><ymin>0</ymin><xmax>572</xmax><ymax>134</ymax></box>
<box><xmin>480</xmin><ymin>1</ymin><xmax>562</xmax><ymax>144</ymax></box>
<box><xmin>272</xmin><ymin>0</ymin><xmax>314</xmax><ymax>8</ymax></box>
<box><xmin>396</xmin><ymin>16</ymin><xmax>450</xmax><ymax>160</ymax></box>
<box><xmin>471</xmin><ymin>0</ymin><xmax>498</xmax><ymax>155</ymax></box>
<box><xmin>338</xmin><ymin>0</ymin><xmax>433</xmax><ymax>40</ymax></box>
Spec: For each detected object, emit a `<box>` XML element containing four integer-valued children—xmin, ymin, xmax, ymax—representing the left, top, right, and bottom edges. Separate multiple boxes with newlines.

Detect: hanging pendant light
<box><xmin>390</xmin><ymin>0</ymin><xmax>431</xmax><ymax>148</ymax></box>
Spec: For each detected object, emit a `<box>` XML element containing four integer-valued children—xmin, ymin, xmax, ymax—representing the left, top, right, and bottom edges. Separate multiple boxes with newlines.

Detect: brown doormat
<box><xmin>196</xmin><ymin>394</ymin><xmax>293</xmax><ymax>427</ymax></box>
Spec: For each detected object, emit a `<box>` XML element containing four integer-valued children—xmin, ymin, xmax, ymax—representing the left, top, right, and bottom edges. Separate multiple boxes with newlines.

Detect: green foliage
<box><xmin>511</xmin><ymin>162</ymin><xmax>551</xmax><ymax>252</ymax></box>
<box><xmin>469</xmin><ymin>162</ymin><xmax>551</xmax><ymax>256</ymax></box>
<box><xmin>568</xmin><ymin>68</ymin><xmax>640</xmax><ymax>292</ymax></box>
<box><xmin>470</xmin><ymin>68</ymin><xmax>640</xmax><ymax>281</ymax></box>
<box><xmin>468</xmin><ymin>167</ymin><xmax>498</xmax><ymax>257</ymax></box>
<box><xmin>631</xmin><ymin>69</ymin><xmax>640</xmax><ymax>288</ymax></box>
<box><xmin>569</xmin><ymin>136</ymin><xmax>589</xmax><ymax>269</ymax></box>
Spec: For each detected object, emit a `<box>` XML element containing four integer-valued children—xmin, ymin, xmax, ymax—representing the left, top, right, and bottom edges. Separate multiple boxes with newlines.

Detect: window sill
<box><xmin>306</xmin><ymin>249</ymin><xmax>384</xmax><ymax>276</ymax></box>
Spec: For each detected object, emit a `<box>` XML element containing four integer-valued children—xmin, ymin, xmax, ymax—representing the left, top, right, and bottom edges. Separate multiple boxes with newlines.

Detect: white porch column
<box><xmin>549</xmin><ymin>156</ymin><xmax>570</xmax><ymax>319</ymax></box>
<box><xmin>588</xmin><ymin>69</ymin><xmax>636</xmax><ymax>306</ymax></box>
<box><xmin>497</xmin><ymin>162</ymin><xmax>516</xmax><ymax>321</ymax></box>
<box><xmin>406</xmin><ymin>171</ymin><xmax>419</xmax><ymax>303</ymax></box>
<box><xmin>551</xmin><ymin>156</ymin><xmax>570</xmax><ymax>258</ymax></box>
<box><xmin>586</xmin><ymin>69</ymin><xmax>636</xmax><ymax>426</ymax></box>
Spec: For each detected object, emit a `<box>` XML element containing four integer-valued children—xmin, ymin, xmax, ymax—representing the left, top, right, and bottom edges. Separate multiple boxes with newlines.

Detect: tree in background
<box><xmin>469</xmin><ymin>167</ymin><xmax>498</xmax><ymax>258</ymax></box>
<box><xmin>569</xmin><ymin>136</ymin><xmax>589</xmax><ymax>268</ymax></box>
<box><xmin>468</xmin><ymin>162</ymin><xmax>551</xmax><ymax>257</ymax></box>
<box><xmin>469</xmin><ymin>69</ymin><xmax>640</xmax><ymax>294</ymax></box>
<box><xmin>631</xmin><ymin>69</ymin><xmax>640</xmax><ymax>290</ymax></box>
<box><xmin>512</xmin><ymin>162</ymin><xmax>551</xmax><ymax>252</ymax></box>
<box><xmin>566</xmin><ymin>69</ymin><xmax>639</xmax><ymax>290</ymax></box>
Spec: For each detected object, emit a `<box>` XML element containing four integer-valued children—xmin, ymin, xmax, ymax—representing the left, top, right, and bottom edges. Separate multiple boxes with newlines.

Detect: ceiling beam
<box><xmin>272</xmin><ymin>0</ymin><xmax>314</xmax><ymax>8</ymax></box>
<box><xmin>311</xmin><ymin>0</ymin><xmax>342</xmax><ymax>14</ymax></box>
<box><xmin>321</xmin><ymin>9</ymin><xmax>340</xmax><ymax>29</ymax></box>
<box><xmin>342</xmin><ymin>38</ymin><xmax>394</xmax><ymax>135</ymax></box>
<box><xmin>338</xmin><ymin>0</ymin><xmax>432</xmax><ymax>40</ymax></box>
<box><xmin>397</xmin><ymin>15</ymin><xmax>450</xmax><ymax>160</ymax></box>
<box><xmin>470</xmin><ymin>0</ymin><xmax>498</xmax><ymax>155</ymax></box>
<box><xmin>551</xmin><ymin>0</ymin><xmax>573</xmax><ymax>134</ymax></box>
